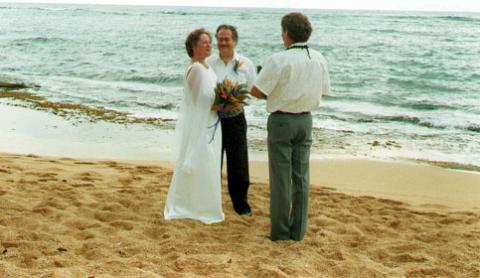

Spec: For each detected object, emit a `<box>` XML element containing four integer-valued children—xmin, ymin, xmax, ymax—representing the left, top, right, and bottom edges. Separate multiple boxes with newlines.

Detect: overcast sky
<box><xmin>3</xmin><ymin>0</ymin><xmax>480</xmax><ymax>12</ymax></box>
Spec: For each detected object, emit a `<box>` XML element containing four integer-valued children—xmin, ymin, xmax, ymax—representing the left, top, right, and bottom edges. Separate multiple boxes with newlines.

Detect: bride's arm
<box><xmin>175</xmin><ymin>63</ymin><xmax>213</xmax><ymax>172</ymax></box>
<box><xmin>185</xmin><ymin>63</ymin><xmax>204</xmax><ymax>104</ymax></box>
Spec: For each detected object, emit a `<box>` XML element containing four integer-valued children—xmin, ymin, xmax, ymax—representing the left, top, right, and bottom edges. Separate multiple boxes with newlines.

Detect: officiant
<box><xmin>207</xmin><ymin>24</ymin><xmax>257</xmax><ymax>216</ymax></box>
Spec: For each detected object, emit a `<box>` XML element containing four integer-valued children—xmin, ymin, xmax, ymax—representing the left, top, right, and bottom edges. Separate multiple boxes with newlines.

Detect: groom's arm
<box><xmin>251</xmin><ymin>86</ymin><xmax>267</xmax><ymax>99</ymax></box>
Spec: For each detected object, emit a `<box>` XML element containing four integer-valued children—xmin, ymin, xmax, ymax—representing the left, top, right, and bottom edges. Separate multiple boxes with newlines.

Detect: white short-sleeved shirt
<box><xmin>207</xmin><ymin>52</ymin><xmax>256</xmax><ymax>90</ymax></box>
<box><xmin>254</xmin><ymin>42</ymin><xmax>330</xmax><ymax>113</ymax></box>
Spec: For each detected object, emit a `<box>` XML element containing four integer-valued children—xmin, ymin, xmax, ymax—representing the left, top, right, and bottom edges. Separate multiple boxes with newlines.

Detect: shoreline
<box><xmin>2</xmin><ymin>87</ymin><xmax>480</xmax><ymax>172</ymax></box>
<box><xmin>1</xmin><ymin>97</ymin><xmax>479</xmax><ymax>172</ymax></box>
<box><xmin>1</xmin><ymin>100</ymin><xmax>480</xmax><ymax>211</ymax></box>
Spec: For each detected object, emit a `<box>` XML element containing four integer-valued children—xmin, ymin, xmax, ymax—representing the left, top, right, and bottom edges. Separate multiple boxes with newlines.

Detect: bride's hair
<box><xmin>185</xmin><ymin>28</ymin><xmax>212</xmax><ymax>58</ymax></box>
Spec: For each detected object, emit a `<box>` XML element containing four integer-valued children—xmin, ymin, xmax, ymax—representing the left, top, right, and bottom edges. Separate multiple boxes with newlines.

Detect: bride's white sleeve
<box><xmin>172</xmin><ymin>63</ymin><xmax>215</xmax><ymax>173</ymax></box>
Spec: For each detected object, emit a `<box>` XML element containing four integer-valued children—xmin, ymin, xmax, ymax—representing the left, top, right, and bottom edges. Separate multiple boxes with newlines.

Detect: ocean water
<box><xmin>1</xmin><ymin>3</ymin><xmax>480</xmax><ymax>165</ymax></box>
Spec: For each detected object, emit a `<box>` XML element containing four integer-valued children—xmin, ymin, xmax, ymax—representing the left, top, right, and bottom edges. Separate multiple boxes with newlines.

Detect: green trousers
<box><xmin>267</xmin><ymin>112</ymin><xmax>312</xmax><ymax>241</ymax></box>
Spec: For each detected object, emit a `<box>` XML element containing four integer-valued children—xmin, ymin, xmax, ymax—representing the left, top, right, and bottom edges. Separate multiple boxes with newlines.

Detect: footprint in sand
<box><xmin>32</xmin><ymin>206</ymin><xmax>55</xmax><ymax>216</ymax></box>
<box><xmin>118</xmin><ymin>177</ymin><xmax>133</xmax><ymax>186</ymax></box>
<box><xmin>74</xmin><ymin>161</ymin><xmax>97</xmax><ymax>165</ymax></box>
<box><xmin>0</xmin><ymin>168</ymin><xmax>12</xmax><ymax>174</ymax></box>
<box><xmin>25</xmin><ymin>154</ymin><xmax>39</xmax><ymax>158</ymax></box>
<box><xmin>134</xmin><ymin>165</ymin><xmax>159</xmax><ymax>174</ymax></box>
<box><xmin>74</xmin><ymin>171</ymin><xmax>103</xmax><ymax>183</ymax></box>
<box><xmin>71</xmin><ymin>183</ymin><xmax>95</xmax><ymax>188</ymax></box>
<box><xmin>110</xmin><ymin>220</ymin><xmax>134</xmax><ymax>230</ymax></box>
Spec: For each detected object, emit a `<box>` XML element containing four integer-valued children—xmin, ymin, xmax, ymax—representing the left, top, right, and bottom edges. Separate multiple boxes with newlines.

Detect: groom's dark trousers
<box><xmin>268</xmin><ymin>112</ymin><xmax>312</xmax><ymax>241</ymax></box>
<box><xmin>221</xmin><ymin>112</ymin><xmax>251</xmax><ymax>215</ymax></box>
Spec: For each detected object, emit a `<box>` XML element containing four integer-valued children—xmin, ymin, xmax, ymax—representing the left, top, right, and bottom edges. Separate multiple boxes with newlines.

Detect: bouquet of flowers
<box><xmin>212</xmin><ymin>79</ymin><xmax>249</xmax><ymax>116</ymax></box>
<box><xmin>208</xmin><ymin>79</ymin><xmax>250</xmax><ymax>143</ymax></box>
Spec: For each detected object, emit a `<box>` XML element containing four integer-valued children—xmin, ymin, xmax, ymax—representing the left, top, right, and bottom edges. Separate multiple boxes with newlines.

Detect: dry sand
<box><xmin>1</xmin><ymin>153</ymin><xmax>479</xmax><ymax>277</ymax></box>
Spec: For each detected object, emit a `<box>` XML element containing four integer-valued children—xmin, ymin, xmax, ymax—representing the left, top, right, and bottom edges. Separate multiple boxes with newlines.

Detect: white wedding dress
<box><xmin>164</xmin><ymin>62</ymin><xmax>224</xmax><ymax>224</ymax></box>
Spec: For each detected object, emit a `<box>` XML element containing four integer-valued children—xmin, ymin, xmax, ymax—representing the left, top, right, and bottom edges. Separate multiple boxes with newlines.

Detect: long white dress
<box><xmin>164</xmin><ymin>62</ymin><xmax>224</xmax><ymax>224</ymax></box>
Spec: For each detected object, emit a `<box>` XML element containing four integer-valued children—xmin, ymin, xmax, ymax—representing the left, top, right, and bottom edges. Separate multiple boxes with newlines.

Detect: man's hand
<box><xmin>251</xmin><ymin>86</ymin><xmax>267</xmax><ymax>99</ymax></box>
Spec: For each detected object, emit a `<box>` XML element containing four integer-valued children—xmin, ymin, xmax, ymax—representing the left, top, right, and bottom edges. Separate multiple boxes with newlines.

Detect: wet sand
<box><xmin>250</xmin><ymin>159</ymin><xmax>480</xmax><ymax>211</ymax></box>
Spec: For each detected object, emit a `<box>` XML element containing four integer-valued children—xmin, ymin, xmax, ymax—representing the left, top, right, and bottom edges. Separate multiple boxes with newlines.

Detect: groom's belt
<box><xmin>272</xmin><ymin>111</ymin><xmax>310</xmax><ymax>115</ymax></box>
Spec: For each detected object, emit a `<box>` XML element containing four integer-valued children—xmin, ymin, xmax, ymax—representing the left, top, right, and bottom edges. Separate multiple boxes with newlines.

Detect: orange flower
<box><xmin>228</xmin><ymin>95</ymin><xmax>240</xmax><ymax>103</ymax></box>
<box><xmin>219</xmin><ymin>86</ymin><xmax>227</xmax><ymax>99</ymax></box>
<box><xmin>212</xmin><ymin>104</ymin><xmax>223</xmax><ymax>111</ymax></box>
<box><xmin>225</xmin><ymin>79</ymin><xmax>231</xmax><ymax>90</ymax></box>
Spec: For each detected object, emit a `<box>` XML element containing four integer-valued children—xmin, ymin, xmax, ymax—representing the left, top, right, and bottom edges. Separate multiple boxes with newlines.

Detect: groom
<box><xmin>207</xmin><ymin>24</ymin><xmax>257</xmax><ymax>216</ymax></box>
<box><xmin>251</xmin><ymin>12</ymin><xmax>331</xmax><ymax>240</ymax></box>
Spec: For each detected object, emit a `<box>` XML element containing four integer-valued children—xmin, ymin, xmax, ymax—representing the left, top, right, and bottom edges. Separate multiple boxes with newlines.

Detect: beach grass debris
<box><xmin>368</xmin><ymin>140</ymin><xmax>401</xmax><ymax>148</ymax></box>
<box><xmin>0</xmin><ymin>81</ymin><xmax>39</xmax><ymax>89</ymax></box>
<box><xmin>0</xmin><ymin>89</ymin><xmax>174</xmax><ymax>126</ymax></box>
<box><xmin>0</xmin><ymin>90</ymin><xmax>45</xmax><ymax>101</ymax></box>
<box><xmin>414</xmin><ymin>159</ymin><xmax>480</xmax><ymax>173</ymax></box>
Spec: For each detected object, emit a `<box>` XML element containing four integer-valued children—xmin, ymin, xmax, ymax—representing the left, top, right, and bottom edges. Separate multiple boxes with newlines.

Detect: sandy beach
<box><xmin>1</xmin><ymin>152</ymin><xmax>479</xmax><ymax>277</ymax></box>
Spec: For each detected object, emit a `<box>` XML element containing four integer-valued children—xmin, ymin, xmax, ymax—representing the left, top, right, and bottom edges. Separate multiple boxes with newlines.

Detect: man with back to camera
<box><xmin>251</xmin><ymin>12</ymin><xmax>331</xmax><ymax>241</ymax></box>
<box><xmin>207</xmin><ymin>24</ymin><xmax>257</xmax><ymax>216</ymax></box>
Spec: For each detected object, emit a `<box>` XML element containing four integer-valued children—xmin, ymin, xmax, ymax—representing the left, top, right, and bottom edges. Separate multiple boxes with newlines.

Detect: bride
<box><xmin>164</xmin><ymin>28</ymin><xmax>224</xmax><ymax>224</ymax></box>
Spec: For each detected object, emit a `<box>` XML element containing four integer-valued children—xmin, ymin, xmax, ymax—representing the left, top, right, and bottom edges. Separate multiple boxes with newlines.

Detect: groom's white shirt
<box><xmin>207</xmin><ymin>52</ymin><xmax>256</xmax><ymax>90</ymax></box>
<box><xmin>254</xmin><ymin>42</ymin><xmax>330</xmax><ymax>113</ymax></box>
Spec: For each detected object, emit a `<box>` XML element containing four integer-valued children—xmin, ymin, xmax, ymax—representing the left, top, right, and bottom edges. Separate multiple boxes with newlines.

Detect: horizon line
<box><xmin>2</xmin><ymin>1</ymin><xmax>480</xmax><ymax>13</ymax></box>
